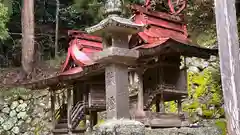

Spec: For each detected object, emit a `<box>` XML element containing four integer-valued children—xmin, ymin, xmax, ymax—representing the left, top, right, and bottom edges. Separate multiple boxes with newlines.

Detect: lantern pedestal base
<box><xmin>92</xmin><ymin>119</ymin><xmax>145</xmax><ymax>135</ymax></box>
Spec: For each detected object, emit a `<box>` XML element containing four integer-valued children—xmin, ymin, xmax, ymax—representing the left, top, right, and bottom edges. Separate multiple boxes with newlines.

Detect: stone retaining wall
<box><xmin>0</xmin><ymin>89</ymin><xmax>54</xmax><ymax>135</ymax></box>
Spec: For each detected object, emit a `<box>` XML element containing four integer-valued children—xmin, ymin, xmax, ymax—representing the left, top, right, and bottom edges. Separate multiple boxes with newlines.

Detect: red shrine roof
<box><xmin>129</xmin><ymin>4</ymin><xmax>189</xmax><ymax>48</ymax></box>
<box><xmin>20</xmin><ymin>4</ymin><xmax>218</xmax><ymax>90</ymax></box>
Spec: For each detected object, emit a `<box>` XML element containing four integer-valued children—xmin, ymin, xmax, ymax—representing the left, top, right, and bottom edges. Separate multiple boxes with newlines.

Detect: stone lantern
<box><xmin>85</xmin><ymin>0</ymin><xmax>146</xmax><ymax>134</ymax></box>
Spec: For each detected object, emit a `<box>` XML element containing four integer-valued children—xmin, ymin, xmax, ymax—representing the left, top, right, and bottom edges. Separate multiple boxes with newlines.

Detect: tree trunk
<box><xmin>21</xmin><ymin>0</ymin><xmax>35</xmax><ymax>74</ymax></box>
<box><xmin>55</xmin><ymin>0</ymin><xmax>60</xmax><ymax>58</ymax></box>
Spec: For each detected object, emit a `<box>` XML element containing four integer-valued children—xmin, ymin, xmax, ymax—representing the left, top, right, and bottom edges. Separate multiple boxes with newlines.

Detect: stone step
<box><xmin>58</xmin><ymin>119</ymin><xmax>67</xmax><ymax>123</ymax></box>
<box><xmin>52</xmin><ymin>128</ymin><xmax>85</xmax><ymax>135</ymax></box>
<box><xmin>55</xmin><ymin>123</ymin><xmax>68</xmax><ymax>129</ymax></box>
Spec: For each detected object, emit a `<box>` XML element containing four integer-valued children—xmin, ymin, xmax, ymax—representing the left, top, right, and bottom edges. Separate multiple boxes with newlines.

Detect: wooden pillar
<box><xmin>90</xmin><ymin>111</ymin><xmax>98</xmax><ymax>130</ymax></box>
<box><xmin>50</xmin><ymin>89</ymin><xmax>56</xmax><ymax>131</ymax></box>
<box><xmin>155</xmin><ymin>98</ymin><xmax>160</xmax><ymax>112</ymax></box>
<box><xmin>214</xmin><ymin>0</ymin><xmax>240</xmax><ymax>134</ymax></box>
<box><xmin>67</xmin><ymin>88</ymin><xmax>73</xmax><ymax>135</ymax></box>
<box><xmin>155</xmin><ymin>95</ymin><xmax>165</xmax><ymax>113</ymax></box>
<box><xmin>159</xmin><ymin>65</ymin><xmax>165</xmax><ymax>113</ymax></box>
<box><xmin>74</xmin><ymin>82</ymin><xmax>84</xmax><ymax>105</ymax></box>
<box><xmin>177</xmin><ymin>99</ymin><xmax>182</xmax><ymax>115</ymax></box>
<box><xmin>159</xmin><ymin>92</ymin><xmax>165</xmax><ymax>113</ymax></box>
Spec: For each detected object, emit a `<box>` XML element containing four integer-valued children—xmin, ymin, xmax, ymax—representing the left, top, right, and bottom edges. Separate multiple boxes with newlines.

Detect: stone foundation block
<box><xmin>92</xmin><ymin>119</ymin><xmax>145</xmax><ymax>135</ymax></box>
<box><xmin>145</xmin><ymin>127</ymin><xmax>222</xmax><ymax>135</ymax></box>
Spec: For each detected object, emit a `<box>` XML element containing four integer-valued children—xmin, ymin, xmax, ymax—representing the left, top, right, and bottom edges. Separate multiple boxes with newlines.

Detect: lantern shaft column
<box><xmin>105</xmin><ymin>63</ymin><xmax>129</xmax><ymax>119</ymax></box>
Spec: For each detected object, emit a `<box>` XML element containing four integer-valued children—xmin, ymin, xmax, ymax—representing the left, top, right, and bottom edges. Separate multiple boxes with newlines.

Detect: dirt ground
<box><xmin>0</xmin><ymin>62</ymin><xmax>60</xmax><ymax>90</ymax></box>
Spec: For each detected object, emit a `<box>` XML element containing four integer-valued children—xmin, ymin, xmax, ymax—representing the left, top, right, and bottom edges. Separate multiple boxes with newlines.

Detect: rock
<box><xmin>16</xmin><ymin>103</ymin><xmax>28</xmax><ymax>112</ymax></box>
<box><xmin>42</xmin><ymin>131</ymin><xmax>50</xmax><ymax>135</ymax></box>
<box><xmin>11</xmin><ymin>126</ymin><xmax>20</xmax><ymax>134</ymax></box>
<box><xmin>4</xmin><ymin>97</ymin><xmax>12</xmax><ymax>102</ymax></box>
<box><xmin>21</xmin><ymin>123</ymin><xmax>30</xmax><ymax>133</ymax></box>
<box><xmin>196</xmin><ymin>107</ymin><xmax>203</xmax><ymax>116</ymax></box>
<box><xmin>0</xmin><ymin>97</ymin><xmax>4</xmax><ymax>105</ymax></box>
<box><xmin>17</xmin><ymin>112</ymin><xmax>28</xmax><ymax>120</ymax></box>
<box><xmin>0</xmin><ymin>128</ymin><xmax>3</xmax><ymax>134</ymax></box>
<box><xmin>2</xmin><ymin>107</ymin><xmax>10</xmax><ymax>114</ymax></box>
<box><xmin>25</xmin><ymin>106</ymin><xmax>30</xmax><ymax>112</ymax></box>
<box><xmin>25</xmin><ymin>117</ymin><xmax>32</xmax><ymax>124</ymax></box>
<box><xmin>0</xmin><ymin>116</ymin><xmax>5</xmax><ymax>124</ymax></box>
<box><xmin>32</xmin><ymin>107</ymin><xmax>44</xmax><ymax>116</ymax></box>
<box><xmin>9</xmin><ymin>117</ymin><xmax>18</xmax><ymax>124</ymax></box>
<box><xmin>20</xmin><ymin>94</ymin><xmax>32</xmax><ymax>100</ymax></box>
<box><xmin>145</xmin><ymin>127</ymin><xmax>221</xmax><ymax>135</ymax></box>
<box><xmin>92</xmin><ymin>119</ymin><xmax>145</xmax><ymax>135</ymax></box>
<box><xmin>2</xmin><ymin>118</ymin><xmax>15</xmax><ymax>130</ymax></box>
<box><xmin>3</xmin><ymin>103</ymin><xmax>8</xmax><ymax>107</ymax></box>
<box><xmin>39</xmin><ymin>103</ymin><xmax>45</xmax><ymax>107</ymax></box>
<box><xmin>43</xmin><ymin>112</ymin><xmax>51</xmax><ymax>120</ymax></box>
<box><xmin>10</xmin><ymin>101</ymin><xmax>19</xmax><ymax>110</ymax></box>
<box><xmin>0</xmin><ymin>113</ymin><xmax>8</xmax><ymax>124</ymax></box>
<box><xmin>31</xmin><ymin>118</ymin><xmax>40</xmax><ymax>126</ymax></box>
<box><xmin>18</xmin><ymin>100</ymin><xmax>23</xmax><ymax>104</ymax></box>
<box><xmin>9</xmin><ymin>110</ymin><xmax>17</xmax><ymax>117</ymax></box>
<box><xmin>17</xmin><ymin>120</ymin><xmax>24</xmax><ymax>126</ymax></box>
<box><xmin>30</xmin><ymin>127</ymin><xmax>35</xmax><ymax>131</ymax></box>
<box><xmin>1</xmin><ymin>130</ymin><xmax>11</xmax><ymax>135</ymax></box>
<box><xmin>33</xmin><ymin>90</ymin><xmax>49</xmax><ymax>98</ymax></box>
<box><xmin>22</xmin><ymin>132</ymin><xmax>34</xmax><ymax>135</ymax></box>
<box><xmin>188</xmin><ymin>66</ymin><xmax>200</xmax><ymax>73</ymax></box>
<box><xmin>12</xmin><ymin>95</ymin><xmax>19</xmax><ymax>100</ymax></box>
<box><xmin>209</xmin><ymin>56</ymin><xmax>217</xmax><ymax>62</ymax></box>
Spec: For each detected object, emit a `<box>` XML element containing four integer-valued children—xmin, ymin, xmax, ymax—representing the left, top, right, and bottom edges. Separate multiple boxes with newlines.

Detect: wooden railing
<box><xmin>54</xmin><ymin>101</ymin><xmax>86</xmax><ymax>130</ymax></box>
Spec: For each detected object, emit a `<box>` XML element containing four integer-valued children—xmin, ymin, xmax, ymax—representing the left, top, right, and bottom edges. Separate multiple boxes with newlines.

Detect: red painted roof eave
<box><xmin>136</xmin><ymin>38</ymin><xmax>218</xmax><ymax>59</ymax></box>
<box><xmin>129</xmin><ymin>4</ymin><xmax>185</xmax><ymax>24</ymax></box>
<box><xmin>21</xmin><ymin>43</ymin><xmax>218</xmax><ymax>91</ymax></box>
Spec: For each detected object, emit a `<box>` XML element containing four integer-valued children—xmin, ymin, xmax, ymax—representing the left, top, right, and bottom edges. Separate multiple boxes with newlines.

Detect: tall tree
<box><xmin>21</xmin><ymin>0</ymin><xmax>35</xmax><ymax>74</ymax></box>
<box><xmin>55</xmin><ymin>0</ymin><xmax>60</xmax><ymax>58</ymax></box>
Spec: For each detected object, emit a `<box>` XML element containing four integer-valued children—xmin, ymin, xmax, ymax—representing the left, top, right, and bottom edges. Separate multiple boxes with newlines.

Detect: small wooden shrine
<box><xmin>22</xmin><ymin>0</ymin><xmax>218</xmax><ymax>134</ymax></box>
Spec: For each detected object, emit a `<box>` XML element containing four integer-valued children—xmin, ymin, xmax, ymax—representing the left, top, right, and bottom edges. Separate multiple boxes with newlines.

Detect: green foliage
<box><xmin>163</xmin><ymin>64</ymin><xmax>223</xmax><ymax>121</ymax></box>
<box><xmin>97</xmin><ymin>119</ymin><xmax>105</xmax><ymax>126</ymax></box>
<box><xmin>78</xmin><ymin>120</ymin><xmax>86</xmax><ymax>128</ymax></box>
<box><xmin>0</xmin><ymin>2</ymin><xmax>9</xmax><ymax>40</ymax></box>
<box><xmin>0</xmin><ymin>87</ymin><xmax>31</xmax><ymax>98</ymax></box>
<box><xmin>194</xmin><ymin>28</ymin><xmax>217</xmax><ymax>47</ymax></box>
<box><xmin>187</xmin><ymin>0</ymin><xmax>214</xmax><ymax>34</ymax></box>
<box><xmin>71</xmin><ymin>0</ymin><xmax>142</xmax><ymax>29</ymax></box>
<box><xmin>2</xmin><ymin>0</ymin><xmax>13</xmax><ymax>15</ymax></box>
<box><xmin>184</xmin><ymin>68</ymin><xmax>224</xmax><ymax>120</ymax></box>
<box><xmin>215</xmin><ymin>119</ymin><xmax>227</xmax><ymax>135</ymax></box>
<box><xmin>34</xmin><ymin>123</ymin><xmax>43</xmax><ymax>135</ymax></box>
<box><xmin>165</xmin><ymin>101</ymin><xmax>177</xmax><ymax>113</ymax></box>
